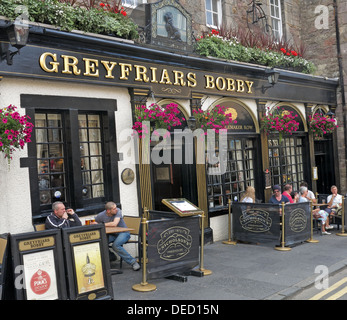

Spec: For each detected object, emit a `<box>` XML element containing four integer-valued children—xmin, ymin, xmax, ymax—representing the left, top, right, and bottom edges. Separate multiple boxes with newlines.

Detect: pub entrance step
<box><xmin>165</xmin><ymin>268</ymin><xmax>204</xmax><ymax>282</ymax></box>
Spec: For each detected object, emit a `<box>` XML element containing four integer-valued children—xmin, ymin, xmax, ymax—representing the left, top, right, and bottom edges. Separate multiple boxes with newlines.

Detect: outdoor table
<box><xmin>104</xmin><ymin>226</ymin><xmax>135</xmax><ymax>275</ymax></box>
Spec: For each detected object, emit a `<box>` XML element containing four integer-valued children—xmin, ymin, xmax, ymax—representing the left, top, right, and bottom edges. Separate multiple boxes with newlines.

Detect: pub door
<box><xmin>151</xmin><ymin>143</ymin><xmax>197</xmax><ymax>212</ymax></box>
<box><xmin>314</xmin><ymin>136</ymin><xmax>335</xmax><ymax>194</ymax></box>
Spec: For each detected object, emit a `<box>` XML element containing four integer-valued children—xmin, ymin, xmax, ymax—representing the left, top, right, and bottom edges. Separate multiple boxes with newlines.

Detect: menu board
<box><xmin>162</xmin><ymin>198</ymin><xmax>203</xmax><ymax>217</ymax></box>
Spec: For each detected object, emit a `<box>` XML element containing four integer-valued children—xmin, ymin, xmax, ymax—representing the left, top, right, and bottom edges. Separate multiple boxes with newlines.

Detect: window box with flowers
<box><xmin>0</xmin><ymin>105</ymin><xmax>34</xmax><ymax>166</ymax></box>
<box><xmin>260</xmin><ymin>106</ymin><xmax>300</xmax><ymax>143</ymax></box>
<box><xmin>308</xmin><ymin>113</ymin><xmax>338</xmax><ymax>140</ymax></box>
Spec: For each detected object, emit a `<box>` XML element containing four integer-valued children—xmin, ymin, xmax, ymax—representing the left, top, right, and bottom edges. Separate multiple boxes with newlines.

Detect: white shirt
<box><xmin>327</xmin><ymin>194</ymin><xmax>343</xmax><ymax>208</ymax></box>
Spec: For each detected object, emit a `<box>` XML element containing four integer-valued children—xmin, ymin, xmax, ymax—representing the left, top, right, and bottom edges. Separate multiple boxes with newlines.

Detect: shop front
<box><xmin>0</xmin><ymin>18</ymin><xmax>338</xmax><ymax>241</ymax></box>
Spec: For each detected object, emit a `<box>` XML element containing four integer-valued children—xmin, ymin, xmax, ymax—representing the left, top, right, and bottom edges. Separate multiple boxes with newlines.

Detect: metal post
<box><xmin>132</xmin><ymin>208</ymin><xmax>156</xmax><ymax>292</ymax></box>
<box><xmin>275</xmin><ymin>202</ymin><xmax>291</xmax><ymax>251</ymax></box>
<box><xmin>336</xmin><ymin>197</ymin><xmax>347</xmax><ymax>236</ymax></box>
<box><xmin>199</xmin><ymin>211</ymin><xmax>212</xmax><ymax>275</ymax></box>
<box><xmin>306</xmin><ymin>200</ymin><xmax>319</xmax><ymax>243</ymax></box>
<box><xmin>222</xmin><ymin>199</ymin><xmax>237</xmax><ymax>245</ymax></box>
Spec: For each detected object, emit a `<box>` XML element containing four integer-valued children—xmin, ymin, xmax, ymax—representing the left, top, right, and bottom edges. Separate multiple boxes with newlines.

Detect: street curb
<box><xmin>265</xmin><ymin>259</ymin><xmax>347</xmax><ymax>300</ymax></box>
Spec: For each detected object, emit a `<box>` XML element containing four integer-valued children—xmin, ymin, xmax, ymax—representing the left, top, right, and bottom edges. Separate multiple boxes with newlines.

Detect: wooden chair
<box><xmin>34</xmin><ymin>223</ymin><xmax>46</xmax><ymax>231</ymax></box>
<box><xmin>120</xmin><ymin>216</ymin><xmax>142</xmax><ymax>268</ymax></box>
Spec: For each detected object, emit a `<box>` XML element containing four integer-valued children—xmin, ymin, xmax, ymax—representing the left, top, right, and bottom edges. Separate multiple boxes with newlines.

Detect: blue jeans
<box><xmin>108</xmin><ymin>232</ymin><xmax>135</xmax><ymax>266</ymax></box>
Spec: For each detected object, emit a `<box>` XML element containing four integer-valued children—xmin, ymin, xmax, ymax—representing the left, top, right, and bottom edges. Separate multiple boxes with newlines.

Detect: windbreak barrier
<box><xmin>232</xmin><ymin>203</ymin><xmax>281</xmax><ymax>244</ymax></box>
<box><xmin>283</xmin><ymin>202</ymin><xmax>310</xmax><ymax>246</ymax></box>
<box><xmin>232</xmin><ymin>202</ymin><xmax>311</xmax><ymax>246</ymax></box>
<box><xmin>146</xmin><ymin>215</ymin><xmax>200</xmax><ymax>280</ymax></box>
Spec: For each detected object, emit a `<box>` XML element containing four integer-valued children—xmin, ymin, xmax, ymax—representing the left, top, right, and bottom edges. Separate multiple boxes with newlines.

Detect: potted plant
<box><xmin>0</xmin><ymin>104</ymin><xmax>34</xmax><ymax>165</ymax></box>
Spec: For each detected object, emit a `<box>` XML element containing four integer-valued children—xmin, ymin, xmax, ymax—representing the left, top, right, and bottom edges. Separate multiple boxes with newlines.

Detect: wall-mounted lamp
<box><xmin>326</xmin><ymin>110</ymin><xmax>335</xmax><ymax>119</ymax></box>
<box><xmin>187</xmin><ymin>116</ymin><xmax>197</xmax><ymax>130</ymax></box>
<box><xmin>1</xmin><ymin>19</ymin><xmax>29</xmax><ymax>65</ymax></box>
<box><xmin>262</xmin><ymin>68</ymin><xmax>280</xmax><ymax>93</ymax></box>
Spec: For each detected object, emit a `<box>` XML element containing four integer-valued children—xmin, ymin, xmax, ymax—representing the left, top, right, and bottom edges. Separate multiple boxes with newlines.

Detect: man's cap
<box><xmin>273</xmin><ymin>184</ymin><xmax>281</xmax><ymax>191</ymax></box>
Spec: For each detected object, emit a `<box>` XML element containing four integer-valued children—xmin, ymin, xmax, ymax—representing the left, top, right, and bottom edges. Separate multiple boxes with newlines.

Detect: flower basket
<box><xmin>260</xmin><ymin>107</ymin><xmax>300</xmax><ymax>143</ymax></box>
<box><xmin>309</xmin><ymin>113</ymin><xmax>338</xmax><ymax>140</ymax></box>
<box><xmin>193</xmin><ymin>105</ymin><xmax>235</xmax><ymax>134</ymax></box>
<box><xmin>0</xmin><ymin>104</ymin><xmax>34</xmax><ymax>165</ymax></box>
<box><xmin>132</xmin><ymin>103</ymin><xmax>185</xmax><ymax>139</ymax></box>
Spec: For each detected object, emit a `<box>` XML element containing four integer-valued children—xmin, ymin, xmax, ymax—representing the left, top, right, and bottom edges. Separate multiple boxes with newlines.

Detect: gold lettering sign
<box><xmin>19</xmin><ymin>237</ymin><xmax>55</xmax><ymax>251</ymax></box>
<box><xmin>38</xmin><ymin>52</ymin><xmax>253</xmax><ymax>95</ymax></box>
<box><xmin>69</xmin><ymin>230</ymin><xmax>101</xmax><ymax>244</ymax></box>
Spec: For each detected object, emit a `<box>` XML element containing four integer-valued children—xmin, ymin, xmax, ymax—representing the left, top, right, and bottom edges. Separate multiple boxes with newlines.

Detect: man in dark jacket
<box><xmin>45</xmin><ymin>201</ymin><xmax>82</xmax><ymax>229</ymax></box>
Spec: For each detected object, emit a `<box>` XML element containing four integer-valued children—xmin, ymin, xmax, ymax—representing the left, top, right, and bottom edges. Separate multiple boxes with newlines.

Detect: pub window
<box><xmin>268</xmin><ymin>136</ymin><xmax>305</xmax><ymax>192</ymax></box>
<box><xmin>122</xmin><ymin>0</ymin><xmax>146</xmax><ymax>8</ymax></box>
<box><xmin>205</xmin><ymin>0</ymin><xmax>222</xmax><ymax>28</ymax></box>
<box><xmin>36</xmin><ymin>111</ymin><xmax>106</xmax><ymax>211</ymax></box>
<box><xmin>207</xmin><ymin>138</ymin><xmax>256</xmax><ymax>209</ymax></box>
<box><xmin>269</xmin><ymin>0</ymin><xmax>282</xmax><ymax>40</ymax></box>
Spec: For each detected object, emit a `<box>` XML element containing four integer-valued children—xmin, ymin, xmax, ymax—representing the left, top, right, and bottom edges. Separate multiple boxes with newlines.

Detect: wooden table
<box><xmin>105</xmin><ymin>226</ymin><xmax>134</xmax><ymax>234</ymax></box>
<box><xmin>105</xmin><ymin>226</ymin><xmax>135</xmax><ymax>275</ymax></box>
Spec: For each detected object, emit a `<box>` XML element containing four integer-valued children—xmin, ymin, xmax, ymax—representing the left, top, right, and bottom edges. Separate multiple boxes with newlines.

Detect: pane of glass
<box><xmin>92</xmin><ymin>171</ymin><xmax>104</xmax><ymax>184</ymax></box>
<box><xmin>92</xmin><ymin>185</ymin><xmax>104</xmax><ymax>198</ymax></box>
<box><xmin>48</xmin><ymin>128</ymin><xmax>63</xmax><ymax>143</ymax></box>
<box><xmin>82</xmin><ymin>170</ymin><xmax>91</xmax><ymax>185</ymax></box>
<box><xmin>89</xmin><ymin>129</ymin><xmax>101</xmax><ymax>142</ymax></box>
<box><xmin>78</xmin><ymin>114</ymin><xmax>87</xmax><ymax>128</ymax></box>
<box><xmin>36</xmin><ymin>129</ymin><xmax>47</xmax><ymax>143</ymax></box>
<box><xmin>88</xmin><ymin>115</ymin><xmax>100</xmax><ymax>127</ymax></box>
<box><xmin>80</xmin><ymin>143</ymin><xmax>89</xmax><ymax>157</ymax></box>
<box><xmin>206</xmin><ymin>12</ymin><xmax>212</xmax><ymax>25</ymax></box>
<box><xmin>213</xmin><ymin>13</ymin><xmax>218</xmax><ymax>26</ymax></box>
<box><xmin>82</xmin><ymin>186</ymin><xmax>91</xmax><ymax>199</ymax></box>
<box><xmin>38</xmin><ymin>159</ymin><xmax>50</xmax><ymax>174</ymax></box>
<box><xmin>89</xmin><ymin>143</ymin><xmax>102</xmax><ymax>156</ymax></box>
<box><xmin>212</xmin><ymin>0</ymin><xmax>217</xmax><ymax>12</ymax></box>
<box><xmin>206</xmin><ymin>0</ymin><xmax>212</xmax><ymax>11</ymax></box>
<box><xmin>38</xmin><ymin>175</ymin><xmax>50</xmax><ymax>189</ymax></box>
<box><xmin>79</xmin><ymin>128</ymin><xmax>89</xmax><ymax>142</ymax></box>
<box><xmin>35</xmin><ymin>114</ymin><xmax>46</xmax><ymax>127</ymax></box>
<box><xmin>91</xmin><ymin>157</ymin><xmax>103</xmax><ymax>170</ymax></box>
<box><xmin>81</xmin><ymin>157</ymin><xmax>90</xmax><ymax>170</ymax></box>
<box><xmin>51</xmin><ymin>158</ymin><xmax>64</xmax><ymax>172</ymax></box>
<box><xmin>49</xmin><ymin>144</ymin><xmax>64</xmax><ymax>158</ymax></box>
<box><xmin>40</xmin><ymin>190</ymin><xmax>51</xmax><ymax>204</ymax></box>
<box><xmin>47</xmin><ymin>114</ymin><xmax>61</xmax><ymax>127</ymax></box>
<box><xmin>51</xmin><ymin>174</ymin><xmax>64</xmax><ymax>188</ymax></box>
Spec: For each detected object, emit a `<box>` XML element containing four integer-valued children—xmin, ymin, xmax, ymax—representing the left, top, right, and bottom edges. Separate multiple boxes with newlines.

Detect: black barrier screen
<box><xmin>232</xmin><ymin>203</ymin><xmax>281</xmax><ymax>244</ymax></box>
<box><xmin>283</xmin><ymin>202</ymin><xmax>311</xmax><ymax>246</ymax></box>
<box><xmin>147</xmin><ymin>216</ymin><xmax>200</xmax><ymax>279</ymax></box>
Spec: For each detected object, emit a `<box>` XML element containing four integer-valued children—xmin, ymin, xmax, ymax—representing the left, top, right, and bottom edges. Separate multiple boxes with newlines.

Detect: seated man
<box><xmin>94</xmin><ymin>202</ymin><xmax>140</xmax><ymax>271</ymax></box>
<box><xmin>326</xmin><ymin>185</ymin><xmax>343</xmax><ymax>216</ymax></box>
<box><xmin>45</xmin><ymin>201</ymin><xmax>82</xmax><ymax>229</ymax></box>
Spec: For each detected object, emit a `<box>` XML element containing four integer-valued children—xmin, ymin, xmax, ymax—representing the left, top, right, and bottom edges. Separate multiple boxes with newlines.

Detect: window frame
<box><xmin>205</xmin><ymin>0</ymin><xmax>222</xmax><ymax>29</ymax></box>
<box><xmin>20</xmin><ymin>95</ymin><xmax>119</xmax><ymax>219</ymax></box>
<box><xmin>269</xmin><ymin>0</ymin><xmax>283</xmax><ymax>40</ymax></box>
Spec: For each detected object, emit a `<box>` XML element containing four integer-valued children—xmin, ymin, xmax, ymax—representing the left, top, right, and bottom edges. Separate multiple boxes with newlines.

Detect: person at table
<box><xmin>326</xmin><ymin>185</ymin><xmax>343</xmax><ymax>216</ymax></box>
<box><xmin>298</xmin><ymin>186</ymin><xmax>332</xmax><ymax>234</ymax></box>
<box><xmin>241</xmin><ymin>186</ymin><xmax>255</xmax><ymax>203</ymax></box>
<box><xmin>269</xmin><ymin>185</ymin><xmax>290</xmax><ymax>204</ymax></box>
<box><xmin>45</xmin><ymin>201</ymin><xmax>82</xmax><ymax>229</ymax></box>
<box><xmin>300</xmin><ymin>181</ymin><xmax>317</xmax><ymax>204</ymax></box>
<box><xmin>282</xmin><ymin>184</ymin><xmax>295</xmax><ymax>203</ymax></box>
<box><xmin>94</xmin><ymin>201</ymin><xmax>140</xmax><ymax>271</ymax></box>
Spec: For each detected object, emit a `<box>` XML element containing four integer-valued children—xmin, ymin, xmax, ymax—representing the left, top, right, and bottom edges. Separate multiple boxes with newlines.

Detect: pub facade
<box><xmin>0</xmin><ymin>0</ymin><xmax>339</xmax><ymax>242</ymax></box>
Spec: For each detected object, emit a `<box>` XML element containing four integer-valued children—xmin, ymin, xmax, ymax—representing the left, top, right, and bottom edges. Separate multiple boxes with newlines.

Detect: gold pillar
<box><xmin>305</xmin><ymin>103</ymin><xmax>317</xmax><ymax>194</ymax></box>
<box><xmin>130</xmin><ymin>88</ymin><xmax>153</xmax><ymax>210</ymax></box>
<box><xmin>257</xmin><ymin>99</ymin><xmax>272</xmax><ymax>202</ymax></box>
<box><xmin>191</xmin><ymin>93</ymin><xmax>208</xmax><ymax>227</ymax></box>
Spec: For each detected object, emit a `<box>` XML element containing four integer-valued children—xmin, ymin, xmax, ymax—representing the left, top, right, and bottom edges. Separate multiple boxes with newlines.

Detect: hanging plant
<box><xmin>132</xmin><ymin>103</ymin><xmax>184</xmax><ymax>139</ymax></box>
<box><xmin>308</xmin><ymin>113</ymin><xmax>338</xmax><ymax>139</ymax></box>
<box><xmin>193</xmin><ymin>105</ymin><xmax>235</xmax><ymax>134</ymax></box>
<box><xmin>260</xmin><ymin>106</ymin><xmax>300</xmax><ymax>143</ymax></box>
<box><xmin>0</xmin><ymin>104</ymin><xmax>34</xmax><ymax>165</ymax></box>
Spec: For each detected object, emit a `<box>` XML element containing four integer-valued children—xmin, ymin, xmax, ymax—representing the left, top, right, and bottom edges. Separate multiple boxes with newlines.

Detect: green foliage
<box><xmin>195</xmin><ymin>35</ymin><xmax>316</xmax><ymax>74</ymax></box>
<box><xmin>0</xmin><ymin>0</ymin><xmax>138</xmax><ymax>40</ymax></box>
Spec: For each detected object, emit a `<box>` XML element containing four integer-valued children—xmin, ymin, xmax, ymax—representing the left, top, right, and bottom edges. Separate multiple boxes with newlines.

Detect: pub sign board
<box><xmin>62</xmin><ymin>224</ymin><xmax>113</xmax><ymax>300</ymax></box>
<box><xmin>147</xmin><ymin>216</ymin><xmax>200</xmax><ymax>279</ymax></box>
<box><xmin>10</xmin><ymin>229</ymin><xmax>67</xmax><ymax>300</ymax></box>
